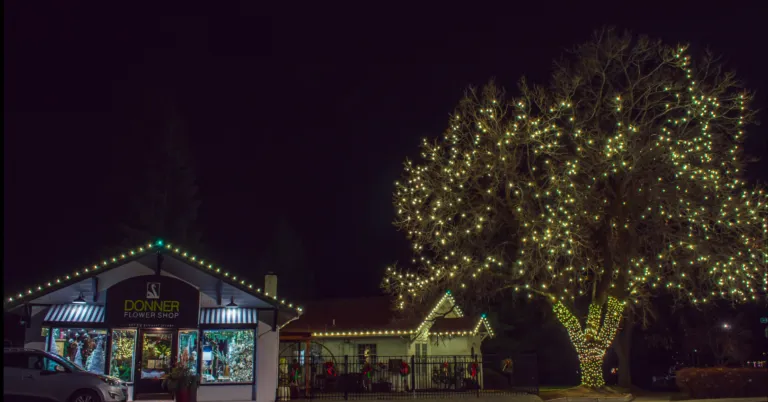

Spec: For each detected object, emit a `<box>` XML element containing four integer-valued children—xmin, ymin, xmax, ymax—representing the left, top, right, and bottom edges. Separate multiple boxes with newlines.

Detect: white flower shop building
<box><xmin>3</xmin><ymin>240</ymin><xmax>303</xmax><ymax>401</ymax></box>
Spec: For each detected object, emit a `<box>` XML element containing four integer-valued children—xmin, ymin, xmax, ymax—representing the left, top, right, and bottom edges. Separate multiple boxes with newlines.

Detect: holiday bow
<box><xmin>400</xmin><ymin>361</ymin><xmax>410</xmax><ymax>377</ymax></box>
<box><xmin>324</xmin><ymin>361</ymin><xmax>336</xmax><ymax>377</ymax></box>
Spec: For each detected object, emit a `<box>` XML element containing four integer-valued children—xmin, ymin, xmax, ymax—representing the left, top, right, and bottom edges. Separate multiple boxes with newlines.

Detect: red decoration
<box><xmin>400</xmin><ymin>361</ymin><xmax>410</xmax><ymax>377</ymax></box>
<box><xmin>290</xmin><ymin>362</ymin><xmax>302</xmax><ymax>382</ymax></box>
<box><xmin>362</xmin><ymin>363</ymin><xmax>372</xmax><ymax>378</ymax></box>
<box><xmin>324</xmin><ymin>361</ymin><xmax>337</xmax><ymax>377</ymax></box>
<box><xmin>470</xmin><ymin>362</ymin><xmax>478</xmax><ymax>379</ymax></box>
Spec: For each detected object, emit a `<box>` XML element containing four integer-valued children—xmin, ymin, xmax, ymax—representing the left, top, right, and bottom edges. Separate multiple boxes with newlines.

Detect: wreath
<box><xmin>290</xmin><ymin>362</ymin><xmax>302</xmax><ymax>382</ymax></box>
<box><xmin>399</xmin><ymin>361</ymin><xmax>410</xmax><ymax>377</ymax></box>
<box><xmin>324</xmin><ymin>361</ymin><xmax>336</xmax><ymax>377</ymax></box>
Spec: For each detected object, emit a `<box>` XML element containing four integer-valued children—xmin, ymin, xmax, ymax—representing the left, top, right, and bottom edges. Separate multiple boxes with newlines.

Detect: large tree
<box><xmin>384</xmin><ymin>30</ymin><xmax>766</xmax><ymax>387</ymax></box>
<box><xmin>120</xmin><ymin>104</ymin><xmax>202</xmax><ymax>249</ymax></box>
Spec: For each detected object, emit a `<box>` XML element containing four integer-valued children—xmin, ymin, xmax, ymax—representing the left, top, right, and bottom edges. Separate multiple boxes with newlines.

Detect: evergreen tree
<box><xmin>48</xmin><ymin>329</ymin><xmax>59</xmax><ymax>355</ymax></box>
<box><xmin>87</xmin><ymin>336</ymin><xmax>105</xmax><ymax>374</ymax></box>
<box><xmin>74</xmin><ymin>343</ymin><xmax>83</xmax><ymax>368</ymax></box>
<box><xmin>258</xmin><ymin>219</ymin><xmax>309</xmax><ymax>298</ymax></box>
<box><xmin>120</xmin><ymin>95</ymin><xmax>202</xmax><ymax>249</ymax></box>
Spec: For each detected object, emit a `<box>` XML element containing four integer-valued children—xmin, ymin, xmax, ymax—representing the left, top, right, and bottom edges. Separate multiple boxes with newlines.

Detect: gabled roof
<box><xmin>281</xmin><ymin>296</ymin><xmax>414</xmax><ymax>334</ymax></box>
<box><xmin>282</xmin><ymin>291</ymin><xmax>493</xmax><ymax>338</ymax></box>
<box><xmin>430</xmin><ymin>316</ymin><xmax>495</xmax><ymax>337</ymax></box>
<box><xmin>3</xmin><ymin>240</ymin><xmax>303</xmax><ymax>319</ymax></box>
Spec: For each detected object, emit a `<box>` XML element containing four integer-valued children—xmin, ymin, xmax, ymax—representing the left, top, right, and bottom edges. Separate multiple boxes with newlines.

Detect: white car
<box><xmin>3</xmin><ymin>348</ymin><xmax>128</xmax><ymax>402</ymax></box>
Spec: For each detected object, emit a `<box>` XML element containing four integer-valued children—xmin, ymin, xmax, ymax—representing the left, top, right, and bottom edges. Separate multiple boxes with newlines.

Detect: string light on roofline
<box><xmin>4</xmin><ymin>240</ymin><xmax>303</xmax><ymax>314</ymax></box>
<box><xmin>311</xmin><ymin>291</ymin><xmax>493</xmax><ymax>338</ymax></box>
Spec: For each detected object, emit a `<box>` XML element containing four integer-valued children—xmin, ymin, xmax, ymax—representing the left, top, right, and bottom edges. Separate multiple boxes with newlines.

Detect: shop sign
<box><xmin>106</xmin><ymin>275</ymin><xmax>200</xmax><ymax>328</ymax></box>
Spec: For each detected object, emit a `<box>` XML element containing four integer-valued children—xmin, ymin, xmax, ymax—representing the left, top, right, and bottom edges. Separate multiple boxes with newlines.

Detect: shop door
<box><xmin>134</xmin><ymin>329</ymin><xmax>176</xmax><ymax>397</ymax></box>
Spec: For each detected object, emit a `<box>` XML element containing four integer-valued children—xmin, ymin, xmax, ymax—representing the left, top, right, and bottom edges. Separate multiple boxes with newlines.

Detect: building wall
<box><xmin>429</xmin><ymin>335</ymin><xmax>483</xmax><ymax>356</ymax></box>
<box><xmin>280</xmin><ymin>334</ymin><xmax>484</xmax><ymax>360</ymax></box>
<box><xmin>312</xmin><ymin>337</ymin><xmax>409</xmax><ymax>358</ymax></box>
<box><xmin>22</xmin><ymin>306</ymin><xmax>47</xmax><ymax>349</ymax></box>
<box><xmin>198</xmin><ymin>385</ymin><xmax>253</xmax><ymax>401</ymax></box>
<box><xmin>256</xmin><ymin>321</ymin><xmax>279</xmax><ymax>402</ymax></box>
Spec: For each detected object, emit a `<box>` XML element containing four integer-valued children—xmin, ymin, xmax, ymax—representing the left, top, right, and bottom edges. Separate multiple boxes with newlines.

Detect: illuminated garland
<box><xmin>4</xmin><ymin>240</ymin><xmax>304</xmax><ymax>314</ymax></box>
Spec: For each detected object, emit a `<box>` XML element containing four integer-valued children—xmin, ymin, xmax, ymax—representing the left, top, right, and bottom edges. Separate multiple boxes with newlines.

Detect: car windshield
<box><xmin>47</xmin><ymin>353</ymin><xmax>85</xmax><ymax>372</ymax></box>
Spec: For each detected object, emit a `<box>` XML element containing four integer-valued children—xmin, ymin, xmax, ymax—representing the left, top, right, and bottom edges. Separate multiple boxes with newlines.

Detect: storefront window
<box><xmin>110</xmin><ymin>329</ymin><xmax>137</xmax><ymax>382</ymax></box>
<box><xmin>178</xmin><ymin>330</ymin><xmax>199</xmax><ymax>374</ymax></box>
<box><xmin>201</xmin><ymin>329</ymin><xmax>254</xmax><ymax>383</ymax></box>
<box><xmin>46</xmin><ymin>328</ymin><xmax>107</xmax><ymax>374</ymax></box>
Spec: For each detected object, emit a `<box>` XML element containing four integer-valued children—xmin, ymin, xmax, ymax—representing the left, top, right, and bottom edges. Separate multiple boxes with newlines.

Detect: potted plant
<box><xmin>163</xmin><ymin>363</ymin><xmax>199</xmax><ymax>402</ymax></box>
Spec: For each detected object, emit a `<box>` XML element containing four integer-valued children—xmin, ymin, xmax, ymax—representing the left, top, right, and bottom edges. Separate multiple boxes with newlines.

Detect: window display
<box><xmin>201</xmin><ymin>329</ymin><xmax>254</xmax><ymax>383</ymax></box>
<box><xmin>140</xmin><ymin>332</ymin><xmax>172</xmax><ymax>379</ymax></box>
<box><xmin>110</xmin><ymin>329</ymin><xmax>137</xmax><ymax>382</ymax></box>
<box><xmin>46</xmin><ymin>328</ymin><xmax>107</xmax><ymax>374</ymax></box>
<box><xmin>178</xmin><ymin>330</ymin><xmax>199</xmax><ymax>374</ymax></box>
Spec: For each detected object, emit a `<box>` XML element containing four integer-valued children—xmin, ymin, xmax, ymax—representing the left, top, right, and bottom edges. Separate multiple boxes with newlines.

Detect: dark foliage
<box><xmin>676</xmin><ymin>367</ymin><xmax>768</xmax><ymax>398</ymax></box>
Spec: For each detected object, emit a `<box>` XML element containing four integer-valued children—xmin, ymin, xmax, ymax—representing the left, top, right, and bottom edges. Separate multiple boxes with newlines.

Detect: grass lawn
<box><xmin>539</xmin><ymin>386</ymin><xmax>632</xmax><ymax>400</ymax></box>
<box><xmin>539</xmin><ymin>385</ymin><xmax>686</xmax><ymax>401</ymax></box>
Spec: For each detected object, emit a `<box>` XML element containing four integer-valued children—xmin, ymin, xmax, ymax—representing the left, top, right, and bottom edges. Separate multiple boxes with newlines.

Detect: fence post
<box><xmin>476</xmin><ymin>355</ymin><xmax>480</xmax><ymax>398</ymax></box>
<box><xmin>410</xmin><ymin>355</ymin><xmax>415</xmax><ymax>394</ymax></box>
<box><xmin>308</xmin><ymin>355</ymin><xmax>313</xmax><ymax>401</ymax></box>
<box><xmin>453</xmin><ymin>355</ymin><xmax>458</xmax><ymax>391</ymax></box>
<box><xmin>344</xmin><ymin>355</ymin><xmax>349</xmax><ymax>400</ymax></box>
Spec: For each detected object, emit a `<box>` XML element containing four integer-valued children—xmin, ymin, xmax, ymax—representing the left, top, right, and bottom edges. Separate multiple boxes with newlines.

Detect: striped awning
<box><xmin>44</xmin><ymin>304</ymin><xmax>105</xmax><ymax>324</ymax></box>
<box><xmin>200</xmin><ymin>308</ymin><xmax>259</xmax><ymax>325</ymax></box>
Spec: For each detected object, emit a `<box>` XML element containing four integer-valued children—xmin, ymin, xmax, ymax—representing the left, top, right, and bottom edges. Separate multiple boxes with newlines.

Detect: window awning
<box><xmin>41</xmin><ymin>305</ymin><xmax>261</xmax><ymax>325</ymax></box>
<box><xmin>200</xmin><ymin>308</ymin><xmax>259</xmax><ymax>325</ymax></box>
<box><xmin>44</xmin><ymin>304</ymin><xmax>105</xmax><ymax>324</ymax></box>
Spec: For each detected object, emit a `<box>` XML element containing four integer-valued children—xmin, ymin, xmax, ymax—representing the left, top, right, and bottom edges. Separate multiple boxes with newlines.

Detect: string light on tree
<box><xmin>382</xmin><ymin>30</ymin><xmax>767</xmax><ymax>388</ymax></box>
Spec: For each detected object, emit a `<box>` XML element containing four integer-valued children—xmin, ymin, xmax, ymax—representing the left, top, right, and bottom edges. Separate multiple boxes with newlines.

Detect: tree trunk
<box><xmin>552</xmin><ymin>297</ymin><xmax>626</xmax><ymax>388</ymax></box>
<box><xmin>578</xmin><ymin>343</ymin><xmax>608</xmax><ymax>388</ymax></box>
<box><xmin>615</xmin><ymin>313</ymin><xmax>633</xmax><ymax>388</ymax></box>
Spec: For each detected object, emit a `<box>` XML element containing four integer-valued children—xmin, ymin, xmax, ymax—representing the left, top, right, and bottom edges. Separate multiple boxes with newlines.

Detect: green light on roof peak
<box><xmin>445</xmin><ymin>290</ymin><xmax>451</xmax><ymax>294</ymax></box>
<box><xmin>155</xmin><ymin>239</ymin><xmax>164</xmax><ymax>247</ymax></box>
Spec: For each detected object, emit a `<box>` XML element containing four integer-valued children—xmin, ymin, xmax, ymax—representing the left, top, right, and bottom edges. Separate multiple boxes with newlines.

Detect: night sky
<box><xmin>4</xmin><ymin>4</ymin><xmax>766</xmax><ymax>301</ymax></box>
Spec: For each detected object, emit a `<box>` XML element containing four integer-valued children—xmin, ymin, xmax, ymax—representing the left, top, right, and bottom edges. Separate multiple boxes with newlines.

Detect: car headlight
<box><xmin>97</xmin><ymin>375</ymin><xmax>122</xmax><ymax>387</ymax></box>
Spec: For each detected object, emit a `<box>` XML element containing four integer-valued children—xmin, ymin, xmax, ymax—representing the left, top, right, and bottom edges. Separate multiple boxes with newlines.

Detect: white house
<box><xmin>3</xmin><ymin>240</ymin><xmax>303</xmax><ymax>402</ymax></box>
<box><xmin>278</xmin><ymin>291</ymin><xmax>493</xmax><ymax>397</ymax></box>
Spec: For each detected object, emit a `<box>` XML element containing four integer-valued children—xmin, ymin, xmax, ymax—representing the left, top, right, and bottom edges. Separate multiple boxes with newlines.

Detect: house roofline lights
<box><xmin>413</xmin><ymin>290</ymin><xmax>464</xmax><ymax>334</ymax></box>
<box><xmin>4</xmin><ymin>240</ymin><xmax>303</xmax><ymax>315</ymax></box>
<box><xmin>310</xmin><ymin>314</ymin><xmax>495</xmax><ymax>338</ymax></box>
<box><xmin>312</xmin><ymin>330</ymin><xmax>415</xmax><ymax>337</ymax></box>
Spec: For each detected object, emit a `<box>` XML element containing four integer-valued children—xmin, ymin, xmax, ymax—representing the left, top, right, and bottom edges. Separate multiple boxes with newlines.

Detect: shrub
<box><xmin>676</xmin><ymin>367</ymin><xmax>768</xmax><ymax>398</ymax></box>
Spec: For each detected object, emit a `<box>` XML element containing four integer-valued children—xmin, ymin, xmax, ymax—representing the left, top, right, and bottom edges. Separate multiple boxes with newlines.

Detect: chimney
<box><xmin>265</xmin><ymin>272</ymin><xmax>278</xmax><ymax>298</ymax></box>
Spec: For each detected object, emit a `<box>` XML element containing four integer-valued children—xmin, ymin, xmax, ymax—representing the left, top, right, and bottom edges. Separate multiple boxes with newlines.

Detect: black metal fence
<box><xmin>277</xmin><ymin>354</ymin><xmax>537</xmax><ymax>400</ymax></box>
